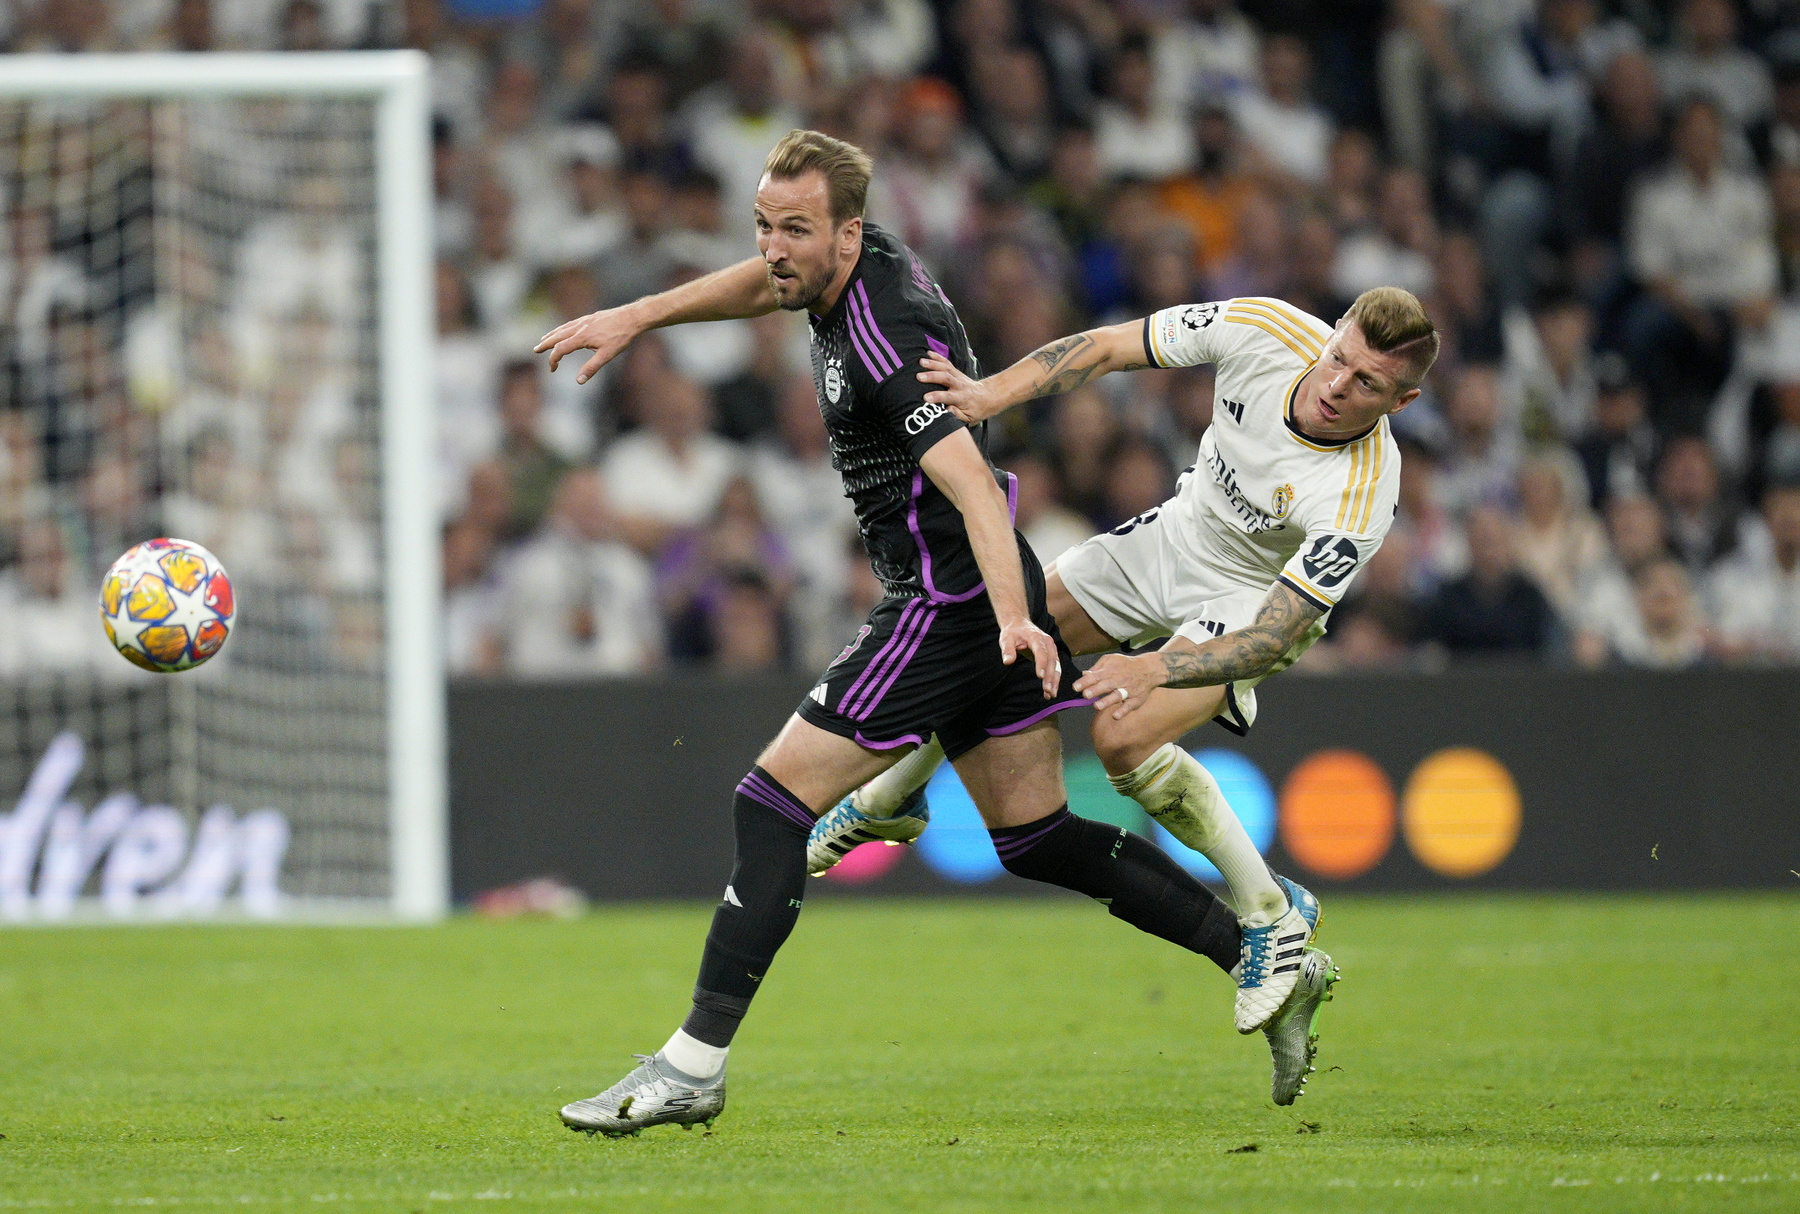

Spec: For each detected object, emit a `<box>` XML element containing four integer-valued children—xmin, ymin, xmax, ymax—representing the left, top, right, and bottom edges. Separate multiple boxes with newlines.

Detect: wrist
<box><xmin>1140</xmin><ymin>653</ymin><xmax>1171</xmax><ymax>688</ymax></box>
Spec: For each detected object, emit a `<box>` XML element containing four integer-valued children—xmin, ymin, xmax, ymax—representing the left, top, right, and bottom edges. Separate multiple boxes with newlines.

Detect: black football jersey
<box><xmin>807</xmin><ymin>222</ymin><xmax>1008</xmax><ymax>601</ymax></box>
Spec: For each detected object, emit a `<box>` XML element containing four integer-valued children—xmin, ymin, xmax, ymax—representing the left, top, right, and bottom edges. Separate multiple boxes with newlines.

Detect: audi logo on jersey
<box><xmin>905</xmin><ymin>401</ymin><xmax>948</xmax><ymax>434</ymax></box>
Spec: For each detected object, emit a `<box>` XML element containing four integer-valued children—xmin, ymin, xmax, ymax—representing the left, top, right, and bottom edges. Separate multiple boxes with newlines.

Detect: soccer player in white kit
<box><xmin>817</xmin><ymin>288</ymin><xmax>1438</xmax><ymax>1040</ymax></box>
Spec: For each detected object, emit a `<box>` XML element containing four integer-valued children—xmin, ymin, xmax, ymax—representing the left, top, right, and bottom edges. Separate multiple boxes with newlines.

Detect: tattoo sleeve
<box><xmin>1021</xmin><ymin>332</ymin><xmax>1148</xmax><ymax>399</ymax></box>
<box><xmin>1157</xmin><ymin>583</ymin><xmax>1324</xmax><ymax>689</ymax></box>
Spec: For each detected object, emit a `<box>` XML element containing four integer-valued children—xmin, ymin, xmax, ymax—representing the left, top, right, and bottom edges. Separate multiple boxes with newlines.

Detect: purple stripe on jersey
<box><xmin>991</xmin><ymin>814</ymin><xmax>1068</xmax><ymax>861</ymax></box>
<box><xmin>736</xmin><ymin>772</ymin><xmax>816</xmax><ymax>832</ymax></box>
<box><xmin>853</xmin><ymin>606</ymin><xmax>938</xmax><ymax>721</ymax></box>
<box><xmin>1004</xmin><ymin>471</ymin><xmax>1018</xmax><ymax>525</ymax></box>
<box><xmin>925</xmin><ymin>334</ymin><xmax>949</xmax><ymax>359</ymax></box>
<box><xmin>843</xmin><ymin>299</ymin><xmax>890</xmax><ymax>381</ymax></box>
<box><xmin>909</xmin><ymin>468</ymin><xmax>990</xmax><ymax>604</ymax></box>
<box><xmin>844</xmin><ymin>600</ymin><xmax>933</xmax><ymax>720</ymax></box>
<box><xmin>853</xmin><ymin>730</ymin><xmax>928</xmax><ymax>750</ymax></box>
<box><xmin>838</xmin><ymin>599</ymin><xmax>920</xmax><ymax>714</ymax></box>
<box><xmin>855</xmin><ymin>280</ymin><xmax>904</xmax><ymax>372</ymax></box>
<box><xmin>848</xmin><ymin>288</ymin><xmax>899</xmax><ymax>378</ymax></box>
<box><xmin>984</xmin><ymin>696</ymin><xmax>1091</xmax><ymax>738</ymax></box>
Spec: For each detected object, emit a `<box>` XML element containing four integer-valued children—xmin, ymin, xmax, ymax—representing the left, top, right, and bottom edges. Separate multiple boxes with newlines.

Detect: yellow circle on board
<box><xmin>1401</xmin><ymin>747</ymin><xmax>1521</xmax><ymax>878</ymax></box>
<box><xmin>1278</xmin><ymin>749</ymin><xmax>1395</xmax><ymax>881</ymax></box>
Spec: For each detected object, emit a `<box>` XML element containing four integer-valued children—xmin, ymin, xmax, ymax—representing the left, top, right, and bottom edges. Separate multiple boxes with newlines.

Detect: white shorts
<box><xmin>1052</xmin><ymin>505</ymin><xmax>1326</xmax><ymax>734</ymax></box>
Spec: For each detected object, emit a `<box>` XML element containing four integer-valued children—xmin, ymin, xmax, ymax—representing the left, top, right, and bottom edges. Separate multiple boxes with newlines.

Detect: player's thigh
<box><xmin>950</xmin><ymin>721</ymin><xmax>1067</xmax><ymax>829</ymax></box>
<box><xmin>1044</xmin><ymin>565</ymin><xmax>1118</xmax><ymax>656</ymax></box>
<box><xmin>756</xmin><ymin>714</ymin><xmax>907</xmax><ymax>812</ymax></box>
<box><xmin>1090</xmin><ymin>685</ymin><xmax>1227</xmax><ymax>775</ymax></box>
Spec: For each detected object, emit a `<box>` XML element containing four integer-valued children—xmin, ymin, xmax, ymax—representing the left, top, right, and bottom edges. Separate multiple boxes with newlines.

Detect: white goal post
<box><xmin>0</xmin><ymin>53</ymin><xmax>443</xmax><ymax>920</ymax></box>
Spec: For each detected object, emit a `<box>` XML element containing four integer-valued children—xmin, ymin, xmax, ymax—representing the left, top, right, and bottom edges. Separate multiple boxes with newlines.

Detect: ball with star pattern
<box><xmin>99</xmin><ymin>539</ymin><xmax>237</xmax><ymax>673</ymax></box>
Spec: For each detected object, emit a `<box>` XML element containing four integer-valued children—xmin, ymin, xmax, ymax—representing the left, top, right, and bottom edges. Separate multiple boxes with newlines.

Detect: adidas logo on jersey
<box><xmin>809</xmin><ymin>685</ymin><xmax>828</xmax><ymax>705</ymax></box>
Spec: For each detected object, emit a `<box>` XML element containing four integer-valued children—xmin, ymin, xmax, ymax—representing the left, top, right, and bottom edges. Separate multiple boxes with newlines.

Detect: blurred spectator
<box><xmin>1764</xmin><ymin>374</ymin><xmax>1800</xmax><ymax>486</ymax></box>
<box><xmin>1158</xmin><ymin>104</ymin><xmax>1256</xmax><ymax>283</ymax></box>
<box><xmin>871</xmin><ymin>77</ymin><xmax>990</xmax><ymax>268</ymax></box>
<box><xmin>684</xmin><ymin>29</ymin><xmax>804</xmax><ymax>228</ymax></box>
<box><xmin>597</xmin><ymin>168</ymin><xmax>678</xmax><ymax>308</ymax></box>
<box><xmin>599</xmin><ymin>371</ymin><xmax>739</xmax><ymax>555</ymax></box>
<box><xmin>436</xmin><ymin>260</ymin><xmax>500</xmax><ymax>520</ymax></box>
<box><xmin>1503</xmin><ymin>285</ymin><xmax>1596</xmax><ymax>444</ymax></box>
<box><xmin>1484</xmin><ymin>0</ymin><xmax>1639</xmax><ymax>169</ymax></box>
<box><xmin>492</xmin><ymin>470</ymin><xmax>662</xmax><ymax>677</ymax></box>
<box><xmin>1311</xmin><ymin>533</ymin><xmax>1423</xmax><ymax>669</ymax></box>
<box><xmin>1574</xmin><ymin>354</ymin><xmax>1661</xmax><ymax>510</ymax></box>
<box><xmin>443</xmin><ymin>517</ymin><xmax>500</xmax><ymax>675</ymax></box>
<box><xmin>1425</xmin><ymin>230</ymin><xmax>1505</xmax><ymax>372</ymax></box>
<box><xmin>605</xmin><ymin>58</ymin><xmax>687</xmax><ymax>178</ymax></box>
<box><xmin>1419</xmin><ymin>503</ymin><xmax>1554</xmax><ymax>655</ymax></box>
<box><xmin>529</xmin><ymin>264</ymin><xmax>606</xmax><ymax>460</ymax></box>
<box><xmin>1332</xmin><ymin>166</ymin><xmax>1437</xmax><ymax>300</ymax></box>
<box><xmin>521</xmin><ymin>126</ymin><xmax>625</xmax><ymax>268</ymax></box>
<box><xmin>468</xmin><ymin>176</ymin><xmax>531</xmax><ymax>334</ymax></box>
<box><xmin>1625</xmin><ymin>97</ymin><xmax>1778</xmax><ymax>433</ymax></box>
<box><xmin>1512</xmin><ymin>450</ymin><xmax>1607</xmax><ymax>621</ymax></box>
<box><xmin>711</xmin><ymin>571</ymin><xmax>786</xmax><ymax>672</ymax></box>
<box><xmin>1571</xmin><ymin>492</ymin><xmax>1670</xmax><ymax>663</ymax></box>
<box><xmin>484</xmin><ymin>360</ymin><xmax>573</xmax><ymax>543</ymax></box>
<box><xmin>434</xmin><ymin>118</ymin><xmax>473</xmax><ymax>258</ymax></box>
<box><xmin>0</xmin><ymin>517</ymin><xmax>102</xmax><ymax>674</ymax></box>
<box><xmin>1095</xmin><ymin>34</ymin><xmax>1194</xmax><ymax>181</ymax></box>
<box><xmin>1153</xmin><ymin>0</ymin><xmax>1260</xmax><ymax>111</ymax></box>
<box><xmin>1392</xmin><ymin>437</ymin><xmax>1469</xmax><ymax>594</ymax></box>
<box><xmin>1656</xmin><ymin>0</ymin><xmax>1773</xmax><ymax>129</ymax></box>
<box><xmin>748</xmin><ymin>372</ymin><xmax>859</xmax><ymax>666</ymax></box>
<box><xmin>1008</xmin><ymin>452</ymin><xmax>1094</xmax><ymax>567</ymax></box>
<box><xmin>613</xmin><ymin>0</ymin><xmax>736</xmax><ymax>104</ymax></box>
<box><xmin>1655</xmin><ymin>434</ymin><xmax>1743</xmax><ymax>571</ymax></box>
<box><xmin>1202</xmin><ymin>187</ymin><xmax>1286</xmax><ymax>300</ymax></box>
<box><xmin>1099</xmin><ymin>441</ymin><xmax>1174</xmax><ymax>532</ymax></box>
<box><xmin>1709</xmin><ymin>480</ymin><xmax>1800</xmax><ymax>661</ymax></box>
<box><xmin>1049</xmin><ymin>388</ymin><xmax>1121</xmax><ymax>522</ymax></box>
<box><xmin>970</xmin><ymin>45</ymin><xmax>1057</xmax><ymax>181</ymax></box>
<box><xmin>1436</xmin><ymin>364</ymin><xmax>1520</xmax><ymax>517</ymax></box>
<box><xmin>503</xmin><ymin>0</ymin><xmax>606</xmax><ymax>122</ymax></box>
<box><xmin>659</xmin><ymin>477</ymin><xmax>795</xmax><ymax>666</ymax></box>
<box><xmin>1754</xmin><ymin>58</ymin><xmax>1800</xmax><ymax>170</ymax></box>
<box><xmin>1230</xmin><ymin>33</ymin><xmax>1333</xmax><ymax>187</ymax></box>
<box><xmin>1566</xmin><ymin>50</ymin><xmax>1666</xmax><ymax>253</ymax></box>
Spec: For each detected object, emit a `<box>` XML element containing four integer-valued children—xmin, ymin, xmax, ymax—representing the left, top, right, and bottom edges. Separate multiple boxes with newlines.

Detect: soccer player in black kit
<box><xmin>537</xmin><ymin>130</ymin><xmax>1244</xmax><ymax>1135</ymax></box>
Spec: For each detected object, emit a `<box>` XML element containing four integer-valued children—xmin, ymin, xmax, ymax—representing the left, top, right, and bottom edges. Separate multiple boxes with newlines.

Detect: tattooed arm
<box><xmin>1073</xmin><ymin>582</ymin><xmax>1324</xmax><ymax>719</ymax></box>
<box><xmin>915</xmin><ymin>319</ymin><xmax>1151</xmax><ymax>424</ymax></box>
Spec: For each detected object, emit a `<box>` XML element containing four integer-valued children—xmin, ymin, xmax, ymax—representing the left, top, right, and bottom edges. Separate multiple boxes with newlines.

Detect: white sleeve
<box><xmin>1277</xmin><ymin>440</ymin><xmax>1398</xmax><ymax>611</ymax></box>
<box><xmin>1142</xmin><ymin>301</ymin><xmax>1239</xmax><ymax>368</ymax></box>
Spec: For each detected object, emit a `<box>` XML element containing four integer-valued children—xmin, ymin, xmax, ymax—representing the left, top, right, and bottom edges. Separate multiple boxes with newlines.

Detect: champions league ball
<box><xmin>99</xmin><ymin>538</ymin><xmax>237</xmax><ymax>673</ymax></box>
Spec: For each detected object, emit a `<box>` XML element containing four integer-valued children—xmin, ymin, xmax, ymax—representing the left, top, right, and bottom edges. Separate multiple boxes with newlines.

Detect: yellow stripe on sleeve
<box><xmin>1224</xmin><ymin>313</ymin><xmax>1312</xmax><ymax>363</ymax></box>
<box><xmin>1357</xmin><ymin>436</ymin><xmax>1385</xmax><ymax>532</ymax></box>
<box><xmin>1227</xmin><ymin>300</ymin><xmax>1323</xmax><ymax>359</ymax></box>
<box><xmin>1334</xmin><ymin>440</ymin><xmax>1365</xmax><ymax>528</ymax></box>
<box><xmin>1255</xmin><ymin>298</ymin><xmax>1334</xmax><ymax>350</ymax></box>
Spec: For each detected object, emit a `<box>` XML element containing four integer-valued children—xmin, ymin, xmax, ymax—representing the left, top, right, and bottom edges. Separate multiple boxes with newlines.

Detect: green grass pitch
<box><xmin>2</xmin><ymin>894</ymin><xmax>1796</xmax><ymax>1212</ymax></box>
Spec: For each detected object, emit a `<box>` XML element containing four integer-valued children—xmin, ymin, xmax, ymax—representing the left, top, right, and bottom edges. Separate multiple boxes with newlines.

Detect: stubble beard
<box><xmin>767</xmin><ymin>258</ymin><xmax>833</xmax><ymax>313</ymax></box>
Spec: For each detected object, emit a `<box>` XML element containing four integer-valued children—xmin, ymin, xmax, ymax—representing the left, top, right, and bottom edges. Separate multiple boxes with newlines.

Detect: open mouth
<box><xmin>1319</xmin><ymin>397</ymin><xmax>1340</xmax><ymax>423</ymax></box>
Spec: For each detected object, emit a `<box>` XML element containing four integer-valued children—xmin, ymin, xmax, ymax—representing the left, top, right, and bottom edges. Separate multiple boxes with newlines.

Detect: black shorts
<box><xmin>797</xmin><ymin>539</ymin><xmax>1087</xmax><ymax>762</ymax></box>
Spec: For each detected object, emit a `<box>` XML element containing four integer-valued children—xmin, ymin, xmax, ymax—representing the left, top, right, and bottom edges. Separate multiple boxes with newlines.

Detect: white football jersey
<box><xmin>1141</xmin><ymin>297</ymin><xmax>1400</xmax><ymax>612</ymax></box>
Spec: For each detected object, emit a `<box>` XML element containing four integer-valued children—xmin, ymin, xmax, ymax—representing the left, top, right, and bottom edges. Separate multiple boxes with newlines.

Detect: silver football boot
<box><xmin>560</xmin><ymin>1052</ymin><xmax>726</xmax><ymax>1136</ymax></box>
<box><xmin>1264</xmin><ymin>947</ymin><xmax>1340</xmax><ymax>1106</ymax></box>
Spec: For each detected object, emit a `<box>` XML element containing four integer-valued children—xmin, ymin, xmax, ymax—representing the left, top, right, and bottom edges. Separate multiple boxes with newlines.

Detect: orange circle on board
<box><xmin>1278</xmin><ymin>750</ymin><xmax>1396</xmax><ymax>880</ymax></box>
<box><xmin>1402</xmin><ymin>747</ymin><xmax>1521</xmax><ymax>878</ymax></box>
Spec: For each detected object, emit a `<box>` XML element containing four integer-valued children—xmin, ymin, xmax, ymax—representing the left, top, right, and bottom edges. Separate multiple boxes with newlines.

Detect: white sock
<box><xmin>850</xmin><ymin>735</ymin><xmax>944</xmax><ymax>819</ymax></box>
<box><xmin>660</xmin><ymin>1028</ymin><xmax>728</xmax><ymax>1080</ymax></box>
<box><xmin>1109</xmin><ymin>743</ymin><xmax>1288</xmax><ymax>928</ymax></box>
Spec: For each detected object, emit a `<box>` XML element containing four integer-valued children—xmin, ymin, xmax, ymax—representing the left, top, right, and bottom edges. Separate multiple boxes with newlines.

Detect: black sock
<box><xmin>990</xmin><ymin>807</ymin><xmax>1241</xmax><ymax>975</ymax></box>
<box><xmin>680</xmin><ymin>767</ymin><xmax>814</xmax><ymax>1048</ymax></box>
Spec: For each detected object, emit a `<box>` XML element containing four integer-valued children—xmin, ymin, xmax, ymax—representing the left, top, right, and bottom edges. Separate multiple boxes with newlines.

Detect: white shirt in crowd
<box><xmin>1709</xmin><ymin>551</ymin><xmax>1800</xmax><ymax>659</ymax></box>
<box><xmin>599</xmin><ymin>430</ymin><xmax>740</xmax><ymax>529</ymax></box>
<box><xmin>493</xmin><ymin>528</ymin><xmax>661</xmax><ymax>677</ymax></box>
<box><xmin>1094</xmin><ymin>101</ymin><xmax>1195</xmax><ymax>181</ymax></box>
<box><xmin>1229</xmin><ymin>91</ymin><xmax>1332</xmax><ymax>184</ymax></box>
<box><xmin>1627</xmin><ymin>165</ymin><xmax>1777</xmax><ymax>308</ymax></box>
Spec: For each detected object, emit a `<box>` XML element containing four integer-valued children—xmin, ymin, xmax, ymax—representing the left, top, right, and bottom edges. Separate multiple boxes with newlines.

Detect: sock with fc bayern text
<box><xmin>989</xmin><ymin>807</ymin><xmax>1241</xmax><ymax>975</ymax></box>
<box><xmin>675</xmin><ymin>767</ymin><xmax>815</xmax><ymax>1072</ymax></box>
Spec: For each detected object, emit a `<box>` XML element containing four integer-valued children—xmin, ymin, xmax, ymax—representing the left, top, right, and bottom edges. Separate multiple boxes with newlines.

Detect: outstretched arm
<box><xmin>917</xmin><ymin>320</ymin><xmax>1151</xmax><ymax>424</ymax></box>
<box><xmin>1073</xmin><ymin>582</ymin><xmax>1323</xmax><ymax>719</ymax></box>
<box><xmin>534</xmin><ymin>256</ymin><xmax>779</xmax><ymax>384</ymax></box>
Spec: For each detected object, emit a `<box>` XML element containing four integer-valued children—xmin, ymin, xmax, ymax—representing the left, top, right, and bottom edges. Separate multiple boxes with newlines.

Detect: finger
<box><xmin>999</xmin><ymin>636</ymin><xmax>1017</xmax><ymax>664</ymax></box>
<box><xmin>578</xmin><ymin>351</ymin><xmax>606</xmax><ymax>384</ymax></box>
<box><xmin>917</xmin><ymin>369</ymin><xmax>955</xmax><ymax>386</ymax></box>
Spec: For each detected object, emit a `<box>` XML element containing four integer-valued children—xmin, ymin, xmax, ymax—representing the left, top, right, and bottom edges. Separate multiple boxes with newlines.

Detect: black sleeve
<box><xmin>852</xmin><ymin>291</ymin><xmax>967</xmax><ymax>460</ymax></box>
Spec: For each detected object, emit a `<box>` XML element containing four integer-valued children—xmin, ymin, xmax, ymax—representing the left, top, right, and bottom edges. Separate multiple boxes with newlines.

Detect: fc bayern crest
<box><xmin>1271</xmin><ymin>482</ymin><xmax>1295</xmax><ymax>519</ymax></box>
<box><xmin>824</xmin><ymin>357</ymin><xmax>843</xmax><ymax>402</ymax></box>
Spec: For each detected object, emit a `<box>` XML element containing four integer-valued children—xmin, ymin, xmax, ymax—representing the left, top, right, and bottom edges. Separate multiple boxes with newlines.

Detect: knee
<box><xmin>1092</xmin><ymin>712</ymin><xmax>1162</xmax><ymax>775</ymax></box>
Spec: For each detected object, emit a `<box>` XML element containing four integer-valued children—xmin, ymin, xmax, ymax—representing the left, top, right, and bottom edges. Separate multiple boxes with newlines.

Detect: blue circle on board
<box><xmin>1151</xmin><ymin>748</ymin><xmax>1275</xmax><ymax>882</ymax></box>
<box><xmin>914</xmin><ymin>764</ymin><xmax>1006</xmax><ymax>883</ymax></box>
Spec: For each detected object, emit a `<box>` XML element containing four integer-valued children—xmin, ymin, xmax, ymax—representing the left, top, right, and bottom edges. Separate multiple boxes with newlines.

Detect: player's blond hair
<box><xmin>762</xmin><ymin>129</ymin><xmax>873</xmax><ymax>227</ymax></box>
<box><xmin>1344</xmin><ymin>287</ymin><xmax>1439</xmax><ymax>392</ymax></box>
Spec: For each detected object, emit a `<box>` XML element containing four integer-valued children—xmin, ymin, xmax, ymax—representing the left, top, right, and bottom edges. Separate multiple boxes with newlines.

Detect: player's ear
<box><xmin>840</xmin><ymin>215</ymin><xmax>862</xmax><ymax>254</ymax></box>
<box><xmin>1390</xmin><ymin>386</ymin><xmax>1421</xmax><ymax>414</ymax></box>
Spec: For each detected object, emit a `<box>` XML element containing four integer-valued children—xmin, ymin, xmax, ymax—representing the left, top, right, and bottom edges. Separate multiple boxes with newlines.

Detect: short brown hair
<box><xmin>762</xmin><ymin>129</ymin><xmax>873</xmax><ymax>227</ymax></box>
<box><xmin>1344</xmin><ymin>286</ymin><xmax>1439</xmax><ymax>392</ymax></box>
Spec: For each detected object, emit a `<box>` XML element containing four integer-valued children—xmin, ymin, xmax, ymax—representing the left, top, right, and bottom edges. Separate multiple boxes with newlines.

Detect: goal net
<box><xmin>0</xmin><ymin>55</ymin><xmax>441</xmax><ymax>922</ymax></box>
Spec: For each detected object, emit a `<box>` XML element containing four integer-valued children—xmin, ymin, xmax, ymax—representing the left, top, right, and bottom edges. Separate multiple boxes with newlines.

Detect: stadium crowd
<box><xmin>4</xmin><ymin>0</ymin><xmax>1800</xmax><ymax>679</ymax></box>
